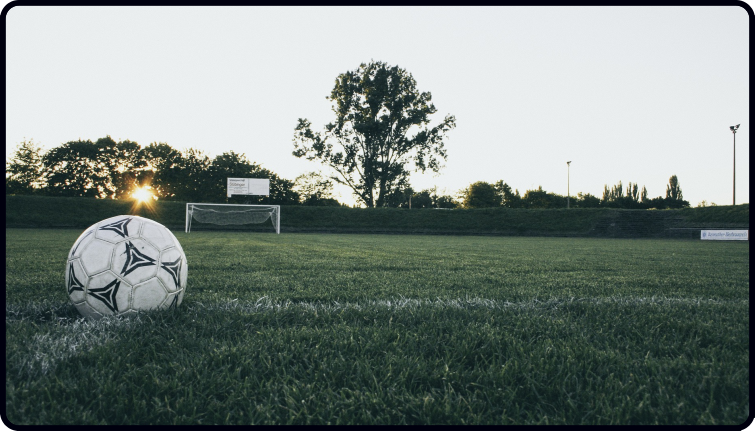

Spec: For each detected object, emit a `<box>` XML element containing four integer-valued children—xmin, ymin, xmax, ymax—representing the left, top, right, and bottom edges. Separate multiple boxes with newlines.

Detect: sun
<box><xmin>132</xmin><ymin>187</ymin><xmax>155</xmax><ymax>203</ymax></box>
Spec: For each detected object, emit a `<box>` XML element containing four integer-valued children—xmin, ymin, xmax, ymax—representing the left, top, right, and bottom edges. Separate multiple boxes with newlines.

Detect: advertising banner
<box><xmin>227</xmin><ymin>178</ymin><xmax>270</xmax><ymax>197</ymax></box>
<box><xmin>700</xmin><ymin>230</ymin><xmax>749</xmax><ymax>240</ymax></box>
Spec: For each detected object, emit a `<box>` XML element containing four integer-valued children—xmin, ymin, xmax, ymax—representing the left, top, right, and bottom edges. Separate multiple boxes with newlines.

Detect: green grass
<box><xmin>5</xmin><ymin>229</ymin><xmax>750</xmax><ymax>425</ymax></box>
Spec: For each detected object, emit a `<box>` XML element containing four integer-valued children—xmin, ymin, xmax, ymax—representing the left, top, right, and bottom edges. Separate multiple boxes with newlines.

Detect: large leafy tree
<box><xmin>522</xmin><ymin>186</ymin><xmax>567</xmax><ymax>209</ymax></box>
<box><xmin>6</xmin><ymin>139</ymin><xmax>45</xmax><ymax>195</ymax></box>
<box><xmin>42</xmin><ymin>139</ymin><xmax>112</xmax><ymax>197</ymax></box>
<box><xmin>42</xmin><ymin>136</ymin><xmax>148</xmax><ymax>198</ymax></box>
<box><xmin>142</xmin><ymin>142</ymin><xmax>184</xmax><ymax>199</ymax></box>
<box><xmin>462</xmin><ymin>181</ymin><xmax>502</xmax><ymax>208</ymax></box>
<box><xmin>110</xmin><ymin>138</ymin><xmax>148</xmax><ymax>199</ymax></box>
<box><xmin>494</xmin><ymin>180</ymin><xmax>522</xmax><ymax>208</ymax></box>
<box><xmin>163</xmin><ymin>148</ymin><xmax>213</xmax><ymax>202</ymax></box>
<box><xmin>293</xmin><ymin>61</ymin><xmax>456</xmax><ymax>207</ymax></box>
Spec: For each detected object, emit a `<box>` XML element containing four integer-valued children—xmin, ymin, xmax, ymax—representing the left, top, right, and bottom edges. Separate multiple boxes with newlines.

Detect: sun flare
<box><xmin>132</xmin><ymin>187</ymin><xmax>155</xmax><ymax>203</ymax></box>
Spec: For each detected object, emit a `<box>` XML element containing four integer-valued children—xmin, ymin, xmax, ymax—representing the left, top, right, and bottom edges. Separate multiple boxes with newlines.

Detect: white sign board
<box><xmin>227</xmin><ymin>178</ymin><xmax>270</xmax><ymax>197</ymax></box>
<box><xmin>701</xmin><ymin>230</ymin><xmax>749</xmax><ymax>241</ymax></box>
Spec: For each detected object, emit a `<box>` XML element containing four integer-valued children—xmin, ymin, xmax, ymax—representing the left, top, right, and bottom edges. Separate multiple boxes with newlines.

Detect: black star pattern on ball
<box><xmin>168</xmin><ymin>295</ymin><xmax>179</xmax><ymax>309</ymax></box>
<box><xmin>160</xmin><ymin>257</ymin><xmax>182</xmax><ymax>289</ymax></box>
<box><xmin>120</xmin><ymin>241</ymin><xmax>157</xmax><ymax>276</ymax></box>
<box><xmin>88</xmin><ymin>278</ymin><xmax>120</xmax><ymax>313</ymax></box>
<box><xmin>99</xmin><ymin>218</ymin><xmax>132</xmax><ymax>238</ymax></box>
<box><xmin>67</xmin><ymin>263</ymin><xmax>85</xmax><ymax>294</ymax></box>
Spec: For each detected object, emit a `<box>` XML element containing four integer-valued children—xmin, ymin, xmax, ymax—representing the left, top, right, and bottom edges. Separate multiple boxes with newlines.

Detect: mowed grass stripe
<box><xmin>5</xmin><ymin>229</ymin><xmax>749</xmax><ymax>425</ymax></box>
<box><xmin>8</xmin><ymin>295</ymin><xmax>747</xmax><ymax>322</ymax></box>
<box><xmin>6</xmin><ymin>297</ymin><xmax>748</xmax><ymax>425</ymax></box>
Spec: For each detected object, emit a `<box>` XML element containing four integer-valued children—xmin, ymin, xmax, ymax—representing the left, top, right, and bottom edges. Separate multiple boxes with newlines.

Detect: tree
<box><xmin>42</xmin><ymin>139</ymin><xmax>111</xmax><ymax>197</ymax></box>
<box><xmin>40</xmin><ymin>136</ymin><xmax>149</xmax><ymax>199</ymax></box>
<box><xmin>665</xmin><ymin>175</ymin><xmax>683</xmax><ymax>201</ymax></box>
<box><xmin>431</xmin><ymin>189</ymin><xmax>459</xmax><ymax>209</ymax></box>
<box><xmin>164</xmin><ymin>148</ymin><xmax>213</xmax><ymax>202</ymax></box>
<box><xmin>293</xmin><ymin>171</ymin><xmax>340</xmax><ymax>206</ymax></box>
<box><xmin>494</xmin><ymin>180</ymin><xmax>522</xmax><ymax>208</ymax></box>
<box><xmin>426</xmin><ymin>186</ymin><xmax>458</xmax><ymax>209</ymax></box>
<box><xmin>522</xmin><ymin>186</ymin><xmax>566</xmax><ymax>209</ymax></box>
<box><xmin>576</xmin><ymin>192</ymin><xmax>600</xmax><ymax>208</ymax></box>
<box><xmin>462</xmin><ymin>181</ymin><xmax>501</xmax><ymax>208</ymax></box>
<box><xmin>6</xmin><ymin>139</ymin><xmax>45</xmax><ymax>195</ymax></box>
<box><xmin>601</xmin><ymin>180</ymin><xmax>646</xmax><ymax>208</ymax></box>
<box><xmin>409</xmin><ymin>189</ymin><xmax>434</xmax><ymax>209</ymax></box>
<box><xmin>391</xmin><ymin>187</ymin><xmax>458</xmax><ymax>209</ymax></box>
<box><xmin>109</xmin><ymin>138</ymin><xmax>148</xmax><ymax>199</ymax></box>
<box><xmin>293</xmin><ymin>61</ymin><xmax>456</xmax><ymax>208</ymax></box>
<box><xmin>601</xmin><ymin>181</ymin><xmax>624</xmax><ymax>207</ymax></box>
<box><xmin>664</xmin><ymin>175</ymin><xmax>689</xmax><ymax>209</ymax></box>
<box><xmin>627</xmin><ymin>182</ymin><xmax>639</xmax><ymax>203</ymax></box>
<box><xmin>142</xmin><ymin>142</ymin><xmax>183</xmax><ymax>199</ymax></box>
<box><xmin>382</xmin><ymin>182</ymin><xmax>414</xmax><ymax>208</ymax></box>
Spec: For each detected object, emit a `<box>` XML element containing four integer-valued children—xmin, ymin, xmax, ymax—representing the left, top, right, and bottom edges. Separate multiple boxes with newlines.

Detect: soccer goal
<box><xmin>185</xmin><ymin>203</ymin><xmax>280</xmax><ymax>234</ymax></box>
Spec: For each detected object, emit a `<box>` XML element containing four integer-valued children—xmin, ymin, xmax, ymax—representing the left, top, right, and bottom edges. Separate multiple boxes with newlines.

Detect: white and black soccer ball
<box><xmin>65</xmin><ymin>215</ymin><xmax>188</xmax><ymax>320</ymax></box>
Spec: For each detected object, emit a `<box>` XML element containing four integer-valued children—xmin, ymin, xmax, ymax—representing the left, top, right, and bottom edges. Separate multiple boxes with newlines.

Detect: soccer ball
<box><xmin>65</xmin><ymin>215</ymin><xmax>188</xmax><ymax>320</ymax></box>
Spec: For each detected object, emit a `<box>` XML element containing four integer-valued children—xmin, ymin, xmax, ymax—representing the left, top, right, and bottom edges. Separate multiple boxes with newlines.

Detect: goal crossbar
<box><xmin>185</xmin><ymin>203</ymin><xmax>280</xmax><ymax>234</ymax></box>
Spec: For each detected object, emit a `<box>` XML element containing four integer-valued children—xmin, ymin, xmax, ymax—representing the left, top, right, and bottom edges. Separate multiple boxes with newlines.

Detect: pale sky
<box><xmin>5</xmin><ymin>5</ymin><xmax>750</xmax><ymax>207</ymax></box>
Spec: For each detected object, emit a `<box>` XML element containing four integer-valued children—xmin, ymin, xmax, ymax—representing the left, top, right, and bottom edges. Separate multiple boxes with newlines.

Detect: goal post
<box><xmin>185</xmin><ymin>203</ymin><xmax>280</xmax><ymax>234</ymax></box>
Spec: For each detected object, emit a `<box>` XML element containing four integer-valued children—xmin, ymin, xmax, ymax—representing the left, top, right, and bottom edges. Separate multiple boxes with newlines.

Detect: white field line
<box><xmin>190</xmin><ymin>296</ymin><xmax>748</xmax><ymax>314</ymax></box>
<box><xmin>5</xmin><ymin>313</ymin><xmax>137</xmax><ymax>378</ymax></box>
<box><xmin>6</xmin><ymin>296</ymin><xmax>747</xmax><ymax>378</ymax></box>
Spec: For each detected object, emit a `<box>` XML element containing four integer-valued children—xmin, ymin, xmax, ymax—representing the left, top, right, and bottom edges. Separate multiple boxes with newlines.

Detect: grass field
<box><xmin>5</xmin><ymin>229</ymin><xmax>750</xmax><ymax>425</ymax></box>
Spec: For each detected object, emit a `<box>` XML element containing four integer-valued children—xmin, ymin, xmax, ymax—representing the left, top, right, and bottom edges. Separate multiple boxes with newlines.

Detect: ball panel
<box><xmin>86</xmin><ymin>271</ymin><xmax>132</xmax><ymax>316</ymax></box>
<box><xmin>163</xmin><ymin>291</ymin><xmax>181</xmax><ymax>309</ymax></box>
<box><xmin>132</xmin><ymin>278</ymin><xmax>168</xmax><ymax>311</ymax></box>
<box><xmin>176</xmin><ymin>288</ymin><xmax>185</xmax><ymax>307</ymax></box>
<box><xmin>94</xmin><ymin>216</ymin><xmax>142</xmax><ymax>244</ymax></box>
<box><xmin>158</xmin><ymin>247</ymin><xmax>185</xmax><ymax>292</ymax></box>
<box><xmin>78</xmin><ymin>238</ymin><xmax>114</xmax><ymax>276</ymax></box>
<box><xmin>179</xmin><ymin>257</ymin><xmax>188</xmax><ymax>292</ymax></box>
<box><xmin>112</xmin><ymin>238</ymin><xmax>160</xmax><ymax>285</ymax></box>
<box><xmin>166</xmin><ymin>229</ymin><xmax>186</xmax><ymax>256</ymax></box>
<box><xmin>65</xmin><ymin>259</ymin><xmax>88</xmax><ymax>304</ymax></box>
<box><xmin>69</xmin><ymin>228</ymin><xmax>96</xmax><ymax>259</ymax></box>
<box><xmin>73</xmin><ymin>300</ymin><xmax>103</xmax><ymax>320</ymax></box>
<box><xmin>141</xmin><ymin>221</ymin><xmax>179</xmax><ymax>251</ymax></box>
<box><xmin>119</xmin><ymin>309</ymin><xmax>139</xmax><ymax>318</ymax></box>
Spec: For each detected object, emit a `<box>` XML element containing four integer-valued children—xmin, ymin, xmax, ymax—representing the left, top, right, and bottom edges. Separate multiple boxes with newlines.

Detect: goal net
<box><xmin>185</xmin><ymin>203</ymin><xmax>280</xmax><ymax>234</ymax></box>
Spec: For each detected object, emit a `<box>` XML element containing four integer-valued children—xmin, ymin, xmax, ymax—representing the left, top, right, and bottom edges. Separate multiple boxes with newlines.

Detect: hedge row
<box><xmin>5</xmin><ymin>195</ymin><xmax>749</xmax><ymax>238</ymax></box>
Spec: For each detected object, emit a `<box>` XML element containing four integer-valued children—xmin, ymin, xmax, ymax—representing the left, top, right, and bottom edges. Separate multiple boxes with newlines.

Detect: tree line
<box><xmin>456</xmin><ymin>177</ymin><xmax>690</xmax><ymax>209</ymax></box>
<box><xmin>6</xmin><ymin>137</ymin><xmax>690</xmax><ymax>210</ymax></box>
<box><xmin>5</xmin><ymin>137</ymin><xmax>336</xmax><ymax>206</ymax></box>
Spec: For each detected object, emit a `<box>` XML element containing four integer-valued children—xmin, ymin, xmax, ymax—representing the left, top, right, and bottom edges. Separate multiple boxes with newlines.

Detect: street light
<box><xmin>566</xmin><ymin>161</ymin><xmax>572</xmax><ymax>208</ymax></box>
<box><xmin>730</xmin><ymin>124</ymin><xmax>739</xmax><ymax>205</ymax></box>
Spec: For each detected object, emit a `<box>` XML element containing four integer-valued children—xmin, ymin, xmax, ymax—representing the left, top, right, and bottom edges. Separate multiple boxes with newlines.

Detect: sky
<box><xmin>5</xmin><ymin>5</ymin><xmax>750</xmax><ymax>207</ymax></box>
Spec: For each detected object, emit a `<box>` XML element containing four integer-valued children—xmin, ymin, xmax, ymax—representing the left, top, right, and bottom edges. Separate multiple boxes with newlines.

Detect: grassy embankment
<box><xmin>5</xmin><ymin>195</ymin><xmax>749</xmax><ymax>237</ymax></box>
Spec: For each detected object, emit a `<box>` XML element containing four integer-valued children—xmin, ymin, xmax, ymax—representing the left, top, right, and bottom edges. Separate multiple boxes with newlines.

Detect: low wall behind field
<box><xmin>5</xmin><ymin>195</ymin><xmax>749</xmax><ymax>239</ymax></box>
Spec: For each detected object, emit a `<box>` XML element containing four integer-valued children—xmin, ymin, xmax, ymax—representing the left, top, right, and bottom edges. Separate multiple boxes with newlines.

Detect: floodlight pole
<box><xmin>730</xmin><ymin>124</ymin><xmax>739</xmax><ymax>205</ymax></box>
<box><xmin>566</xmin><ymin>161</ymin><xmax>572</xmax><ymax>208</ymax></box>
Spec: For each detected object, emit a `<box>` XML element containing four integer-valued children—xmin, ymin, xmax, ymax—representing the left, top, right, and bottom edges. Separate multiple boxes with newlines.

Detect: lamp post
<box><xmin>730</xmin><ymin>124</ymin><xmax>739</xmax><ymax>205</ymax></box>
<box><xmin>566</xmin><ymin>161</ymin><xmax>572</xmax><ymax>208</ymax></box>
